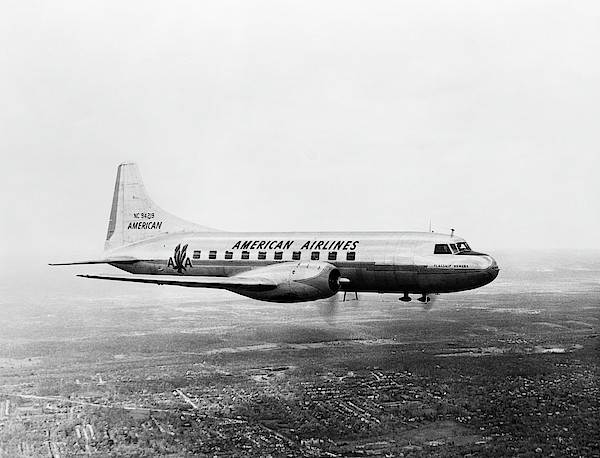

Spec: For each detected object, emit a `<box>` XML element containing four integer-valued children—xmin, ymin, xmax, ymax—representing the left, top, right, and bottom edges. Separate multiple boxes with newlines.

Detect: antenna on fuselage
<box><xmin>440</xmin><ymin>226</ymin><xmax>455</xmax><ymax>237</ymax></box>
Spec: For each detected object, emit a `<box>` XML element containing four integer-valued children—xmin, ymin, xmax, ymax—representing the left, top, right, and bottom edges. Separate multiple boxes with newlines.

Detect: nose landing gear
<box><xmin>399</xmin><ymin>293</ymin><xmax>431</xmax><ymax>302</ymax></box>
<box><xmin>399</xmin><ymin>292</ymin><xmax>438</xmax><ymax>310</ymax></box>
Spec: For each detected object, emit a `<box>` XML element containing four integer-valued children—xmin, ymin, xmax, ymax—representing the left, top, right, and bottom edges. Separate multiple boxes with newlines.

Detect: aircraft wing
<box><xmin>78</xmin><ymin>274</ymin><xmax>277</xmax><ymax>291</ymax></box>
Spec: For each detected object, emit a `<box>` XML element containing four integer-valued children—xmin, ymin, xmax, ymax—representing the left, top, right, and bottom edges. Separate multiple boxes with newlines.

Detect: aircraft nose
<box><xmin>486</xmin><ymin>256</ymin><xmax>500</xmax><ymax>281</ymax></box>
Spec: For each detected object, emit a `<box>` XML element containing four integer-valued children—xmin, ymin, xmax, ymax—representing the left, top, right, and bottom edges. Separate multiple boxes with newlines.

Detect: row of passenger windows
<box><xmin>192</xmin><ymin>250</ymin><xmax>356</xmax><ymax>261</ymax></box>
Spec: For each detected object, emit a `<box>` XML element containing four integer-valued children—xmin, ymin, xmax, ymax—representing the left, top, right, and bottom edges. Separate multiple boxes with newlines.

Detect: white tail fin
<box><xmin>104</xmin><ymin>162</ymin><xmax>219</xmax><ymax>254</ymax></box>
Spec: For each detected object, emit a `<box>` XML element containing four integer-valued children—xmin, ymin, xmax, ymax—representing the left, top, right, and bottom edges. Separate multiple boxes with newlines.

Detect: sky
<box><xmin>1</xmin><ymin>0</ymin><xmax>599</xmax><ymax>265</ymax></box>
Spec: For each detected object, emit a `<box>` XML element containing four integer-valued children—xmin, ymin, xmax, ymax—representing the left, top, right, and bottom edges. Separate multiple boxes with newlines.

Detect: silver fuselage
<box><xmin>110</xmin><ymin>231</ymin><xmax>499</xmax><ymax>295</ymax></box>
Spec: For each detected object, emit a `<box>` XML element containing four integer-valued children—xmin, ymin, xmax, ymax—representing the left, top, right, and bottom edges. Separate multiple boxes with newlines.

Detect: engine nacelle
<box><xmin>228</xmin><ymin>261</ymin><xmax>342</xmax><ymax>303</ymax></box>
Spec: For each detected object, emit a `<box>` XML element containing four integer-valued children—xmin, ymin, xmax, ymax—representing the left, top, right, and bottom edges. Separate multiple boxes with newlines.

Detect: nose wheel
<box><xmin>399</xmin><ymin>293</ymin><xmax>431</xmax><ymax>302</ymax></box>
<box><xmin>399</xmin><ymin>292</ymin><xmax>439</xmax><ymax>309</ymax></box>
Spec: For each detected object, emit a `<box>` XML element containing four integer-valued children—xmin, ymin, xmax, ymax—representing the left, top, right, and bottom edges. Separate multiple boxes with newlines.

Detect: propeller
<box><xmin>318</xmin><ymin>276</ymin><xmax>354</xmax><ymax>325</ymax></box>
<box><xmin>318</xmin><ymin>292</ymin><xmax>340</xmax><ymax>325</ymax></box>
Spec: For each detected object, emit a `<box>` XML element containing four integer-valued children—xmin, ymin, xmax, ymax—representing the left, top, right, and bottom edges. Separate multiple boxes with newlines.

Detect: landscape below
<box><xmin>0</xmin><ymin>250</ymin><xmax>598</xmax><ymax>457</ymax></box>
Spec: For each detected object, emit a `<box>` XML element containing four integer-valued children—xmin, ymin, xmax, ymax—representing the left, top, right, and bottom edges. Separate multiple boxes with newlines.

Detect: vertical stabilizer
<box><xmin>104</xmin><ymin>162</ymin><xmax>218</xmax><ymax>254</ymax></box>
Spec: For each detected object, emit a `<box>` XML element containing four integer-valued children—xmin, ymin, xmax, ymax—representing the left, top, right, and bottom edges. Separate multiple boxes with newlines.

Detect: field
<box><xmin>0</xmin><ymin>250</ymin><xmax>598</xmax><ymax>457</ymax></box>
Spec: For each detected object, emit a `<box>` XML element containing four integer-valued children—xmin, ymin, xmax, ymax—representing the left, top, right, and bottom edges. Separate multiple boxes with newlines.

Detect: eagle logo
<box><xmin>167</xmin><ymin>243</ymin><xmax>192</xmax><ymax>274</ymax></box>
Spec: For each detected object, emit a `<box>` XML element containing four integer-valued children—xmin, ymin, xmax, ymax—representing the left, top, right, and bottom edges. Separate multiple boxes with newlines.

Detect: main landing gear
<box><xmin>342</xmin><ymin>291</ymin><xmax>358</xmax><ymax>301</ymax></box>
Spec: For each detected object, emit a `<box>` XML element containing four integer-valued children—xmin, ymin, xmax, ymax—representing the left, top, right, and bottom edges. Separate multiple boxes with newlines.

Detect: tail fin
<box><xmin>104</xmin><ymin>162</ymin><xmax>219</xmax><ymax>254</ymax></box>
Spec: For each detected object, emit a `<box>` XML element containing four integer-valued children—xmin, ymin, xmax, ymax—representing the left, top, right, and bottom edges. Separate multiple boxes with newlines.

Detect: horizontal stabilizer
<box><xmin>49</xmin><ymin>256</ymin><xmax>140</xmax><ymax>266</ymax></box>
<box><xmin>78</xmin><ymin>273</ymin><xmax>277</xmax><ymax>291</ymax></box>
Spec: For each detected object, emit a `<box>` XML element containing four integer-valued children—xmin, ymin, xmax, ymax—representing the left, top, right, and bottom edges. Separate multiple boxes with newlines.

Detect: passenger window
<box><xmin>225</xmin><ymin>251</ymin><xmax>233</xmax><ymax>260</ymax></box>
<box><xmin>193</xmin><ymin>251</ymin><xmax>201</xmax><ymax>260</ymax></box>
<box><xmin>311</xmin><ymin>252</ymin><xmax>320</xmax><ymax>260</ymax></box>
<box><xmin>274</xmin><ymin>251</ymin><xmax>283</xmax><ymax>260</ymax></box>
<box><xmin>328</xmin><ymin>252</ymin><xmax>337</xmax><ymax>261</ymax></box>
<box><xmin>346</xmin><ymin>252</ymin><xmax>356</xmax><ymax>261</ymax></box>
<box><xmin>241</xmin><ymin>251</ymin><xmax>249</xmax><ymax>260</ymax></box>
<box><xmin>292</xmin><ymin>251</ymin><xmax>301</xmax><ymax>260</ymax></box>
<box><xmin>209</xmin><ymin>251</ymin><xmax>217</xmax><ymax>259</ymax></box>
<box><xmin>434</xmin><ymin>244</ymin><xmax>452</xmax><ymax>254</ymax></box>
<box><xmin>258</xmin><ymin>251</ymin><xmax>266</xmax><ymax>260</ymax></box>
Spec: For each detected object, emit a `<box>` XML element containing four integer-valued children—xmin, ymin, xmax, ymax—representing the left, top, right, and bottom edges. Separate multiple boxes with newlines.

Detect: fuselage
<box><xmin>110</xmin><ymin>230</ymin><xmax>499</xmax><ymax>295</ymax></box>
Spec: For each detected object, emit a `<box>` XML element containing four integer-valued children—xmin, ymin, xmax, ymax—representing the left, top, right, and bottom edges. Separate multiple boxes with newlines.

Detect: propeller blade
<box><xmin>318</xmin><ymin>293</ymin><xmax>340</xmax><ymax>325</ymax></box>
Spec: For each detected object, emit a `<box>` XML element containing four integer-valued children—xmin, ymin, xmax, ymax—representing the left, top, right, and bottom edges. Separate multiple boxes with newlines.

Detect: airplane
<box><xmin>52</xmin><ymin>162</ymin><xmax>499</xmax><ymax>304</ymax></box>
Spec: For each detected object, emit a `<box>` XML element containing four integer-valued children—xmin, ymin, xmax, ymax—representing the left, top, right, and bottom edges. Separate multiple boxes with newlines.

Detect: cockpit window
<box><xmin>434</xmin><ymin>244</ymin><xmax>452</xmax><ymax>254</ymax></box>
<box><xmin>456</xmin><ymin>242</ymin><xmax>471</xmax><ymax>252</ymax></box>
<box><xmin>450</xmin><ymin>244</ymin><xmax>457</xmax><ymax>253</ymax></box>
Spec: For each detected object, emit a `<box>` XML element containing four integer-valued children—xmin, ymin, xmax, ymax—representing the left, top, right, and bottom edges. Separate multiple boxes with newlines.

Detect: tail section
<box><xmin>104</xmin><ymin>162</ymin><xmax>219</xmax><ymax>254</ymax></box>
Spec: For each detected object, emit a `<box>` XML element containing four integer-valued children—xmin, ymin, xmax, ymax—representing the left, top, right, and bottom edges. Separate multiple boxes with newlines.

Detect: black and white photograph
<box><xmin>1</xmin><ymin>1</ymin><xmax>598</xmax><ymax>457</ymax></box>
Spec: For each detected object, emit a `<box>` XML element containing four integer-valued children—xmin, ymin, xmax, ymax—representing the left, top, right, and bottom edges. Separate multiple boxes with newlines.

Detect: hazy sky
<box><xmin>1</xmin><ymin>0</ymin><xmax>599</xmax><ymax>263</ymax></box>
